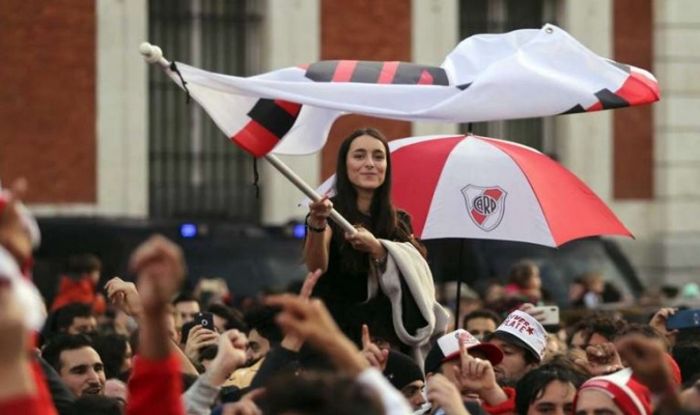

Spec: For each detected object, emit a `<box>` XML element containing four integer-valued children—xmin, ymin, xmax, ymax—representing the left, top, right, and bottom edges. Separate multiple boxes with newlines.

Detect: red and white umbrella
<box><xmin>315</xmin><ymin>134</ymin><xmax>632</xmax><ymax>247</ymax></box>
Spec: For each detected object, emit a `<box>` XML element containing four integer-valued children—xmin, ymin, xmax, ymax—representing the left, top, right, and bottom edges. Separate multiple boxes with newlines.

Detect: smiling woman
<box><xmin>303</xmin><ymin>128</ymin><xmax>426</xmax><ymax>350</ymax></box>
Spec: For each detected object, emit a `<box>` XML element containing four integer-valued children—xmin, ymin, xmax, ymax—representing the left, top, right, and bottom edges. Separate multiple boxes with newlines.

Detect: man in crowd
<box><xmin>53</xmin><ymin>302</ymin><xmax>98</xmax><ymax>336</ymax></box>
<box><xmin>462</xmin><ymin>309</ymin><xmax>501</xmax><ymax>341</ymax></box>
<box><xmin>41</xmin><ymin>334</ymin><xmax>106</xmax><ymax>397</ymax></box>
<box><xmin>173</xmin><ymin>292</ymin><xmax>201</xmax><ymax>327</ymax></box>
<box><xmin>486</xmin><ymin>310</ymin><xmax>547</xmax><ymax>386</ymax></box>
<box><xmin>225</xmin><ymin>306</ymin><xmax>282</xmax><ymax>388</ymax></box>
<box><xmin>424</xmin><ymin>328</ymin><xmax>505</xmax><ymax>413</ymax></box>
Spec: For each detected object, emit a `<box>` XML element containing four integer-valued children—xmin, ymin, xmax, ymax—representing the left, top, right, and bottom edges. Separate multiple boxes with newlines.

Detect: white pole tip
<box><xmin>139</xmin><ymin>42</ymin><xmax>153</xmax><ymax>56</ymax></box>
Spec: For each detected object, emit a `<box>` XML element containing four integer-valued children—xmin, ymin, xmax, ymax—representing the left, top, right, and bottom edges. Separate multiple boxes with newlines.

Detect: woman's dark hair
<box><xmin>331</xmin><ymin>128</ymin><xmax>423</xmax><ymax>271</ymax></box>
<box><xmin>515</xmin><ymin>358</ymin><xmax>588</xmax><ymax>414</ymax></box>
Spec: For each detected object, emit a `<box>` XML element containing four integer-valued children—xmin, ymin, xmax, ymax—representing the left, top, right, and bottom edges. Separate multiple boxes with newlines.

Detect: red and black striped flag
<box><xmin>160</xmin><ymin>24</ymin><xmax>659</xmax><ymax>157</ymax></box>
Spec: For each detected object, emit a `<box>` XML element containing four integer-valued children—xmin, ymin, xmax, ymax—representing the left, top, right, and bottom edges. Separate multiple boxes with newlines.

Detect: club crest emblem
<box><xmin>461</xmin><ymin>185</ymin><xmax>507</xmax><ymax>231</ymax></box>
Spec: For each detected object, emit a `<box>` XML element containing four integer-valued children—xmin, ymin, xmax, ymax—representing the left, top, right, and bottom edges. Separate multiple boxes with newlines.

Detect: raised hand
<box><xmin>129</xmin><ymin>235</ymin><xmax>185</xmax><ymax>313</ymax></box>
<box><xmin>307</xmin><ymin>196</ymin><xmax>332</xmax><ymax>229</ymax></box>
<box><xmin>267</xmin><ymin>295</ymin><xmax>340</xmax><ymax>347</ymax></box>
<box><xmin>518</xmin><ymin>303</ymin><xmax>546</xmax><ymax>323</ymax></box>
<box><xmin>427</xmin><ymin>374</ymin><xmax>472</xmax><ymax>415</ymax></box>
<box><xmin>184</xmin><ymin>325</ymin><xmax>220</xmax><ymax>364</ymax></box>
<box><xmin>344</xmin><ymin>226</ymin><xmax>385</xmax><ymax>259</ymax></box>
<box><xmin>105</xmin><ymin>276</ymin><xmax>142</xmax><ymax>317</ymax></box>
<box><xmin>360</xmin><ymin>324</ymin><xmax>389</xmax><ymax>370</ymax></box>
<box><xmin>453</xmin><ymin>338</ymin><xmax>506</xmax><ymax>405</ymax></box>
<box><xmin>0</xmin><ymin>284</ymin><xmax>35</xmax><ymax>401</ymax></box>
<box><xmin>280</xmin><ymin>269</ymin><xmax>323</xmax><ymax>352</ymax></box>
<box><xmin>299</xmin><ymin>269</ymin><xmax>323</xmax><ymax>299</ymax></box>
<box><xmin>0</xmin><ymin>184</ymin><xmax>32</xmax><ymax>265</ymax></box>
<box><xmin>616</xmin><ymin>334</ymin><xmax>674</xmax><ymax>394</ymax></box>
<box><xmin>584</xmin><ymin>342</ymin><xmax>623</xmax><ymax>376</ymax></box>
<box><xmin>649</xmin><ymin>308</ymin><xmax>678</xmax><ymax>346</ymax></box>
<box><xmin>208</xmin><ymin>329</ymin><xmax>248</xmax><ymax>386</ymax></box>
<box><xmin>266</xmin><ymin>294</ymin><xmax>368</xmax><ymax>375</ymax></box>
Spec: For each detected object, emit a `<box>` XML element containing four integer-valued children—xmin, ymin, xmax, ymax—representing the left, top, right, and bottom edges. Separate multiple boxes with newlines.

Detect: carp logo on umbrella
<box><xmin>461</xmin><ymin>185</ymin><xmax>507</xmax><ymax>232</ymax></box>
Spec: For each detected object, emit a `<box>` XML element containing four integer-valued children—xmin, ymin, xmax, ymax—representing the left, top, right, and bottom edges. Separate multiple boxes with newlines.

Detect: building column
<box><xmin>653</xmin><ymin>0</ymin><xmax>700</xmax><ymax>287</ymax></box>
<box><xmin>411</xmin><ymin>0</ymin><xmax>459</xmax><ymax>137</ymax></box>
<box><xmin>260</xmin><ymin>0</ymin><xmax>321</xmax><ymax>225</ymax></box>
<box><xmin>96</xmin><ymin>0</ymin><xmax>149</xmax><ymax>217</ymax></box>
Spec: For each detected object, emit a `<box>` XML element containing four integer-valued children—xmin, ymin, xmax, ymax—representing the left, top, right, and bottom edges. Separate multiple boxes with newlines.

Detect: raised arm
<box><xmin>303</xmin><ymin>197</ymin><xmax>333</xmax><ymax>273</ymax></box>
<box><xmin>266</xmin><ymin>294</ymin><xmax>413</xmax><ymax>415</ymax></box>
<box><xmin>126</xmin><ymin>235</ymin><xmax>186</xmax><ymax>415</ymax></box>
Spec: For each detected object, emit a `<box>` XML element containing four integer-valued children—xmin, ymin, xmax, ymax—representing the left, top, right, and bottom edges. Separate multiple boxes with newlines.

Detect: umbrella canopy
<box><xmin>314</xmin><ymin>134</ymin><xmax>632</xmax><ymax>247</ymax></box>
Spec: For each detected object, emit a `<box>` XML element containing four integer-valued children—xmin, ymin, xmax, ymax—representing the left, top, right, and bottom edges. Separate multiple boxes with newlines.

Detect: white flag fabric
<box><xmin>159</xmin><ymin>24</ymin><xmax>659</xmax><ymax>157</ymax></box>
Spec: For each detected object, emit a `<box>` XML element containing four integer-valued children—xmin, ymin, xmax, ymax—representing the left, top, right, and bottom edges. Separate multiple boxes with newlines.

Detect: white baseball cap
<box><xmin>492</xmin><ymin>310</ymin><xmax>547</xmax><ymax>361</ymax></box>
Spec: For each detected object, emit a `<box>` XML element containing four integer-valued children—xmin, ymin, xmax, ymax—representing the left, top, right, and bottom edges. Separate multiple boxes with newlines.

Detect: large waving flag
<box><xmin>153</xmin><ymin>24</ymin><xmax>659</xmax><ymax>157</ymax></box>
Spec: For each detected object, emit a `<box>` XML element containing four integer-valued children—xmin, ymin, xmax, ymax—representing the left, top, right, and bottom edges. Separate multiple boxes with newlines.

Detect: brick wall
<box><xmin>0</xmin><ymin>0</ymin><xmax>96</xmax><ymax>203</ymax></box>
<box><xmin>613</xmin><ymin>0</ymin><xmax>654</xmax><ymax>199</ymax></box>
<box><xmin>320</xmin><ymin>0</ymin><xmax>412</xmax><ymax>179</ymax></box>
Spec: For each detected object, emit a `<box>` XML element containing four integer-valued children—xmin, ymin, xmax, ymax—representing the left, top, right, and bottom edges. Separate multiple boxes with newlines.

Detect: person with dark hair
<box><xmin>72</xmin><ymin>395</ymin><xmax>122</xmax><ymax>415</ymax></box>
<box><xmin>52</xmin><ymin>302</ymin><xmax>97</xmax><ymax>336</ymax></box>
<box><xmin>515</xmin><ymin>359</ymin><xmax>587</xmax><ymax>415</ymax></box>
<box><xmin>382</xmin><ymin>350</ymin><xmax>426</xmax><ymax>410</ymax></box>
<box><xmin>260</xmin><ymin>372</ymin><xmax>385</xmax><ymax>415</ymax></box>
<box><xmin>263</xmin><ymin>293</ymin><xmax>414</xmax><ymax>415</ymax></box>
<box><xmin>207</xmin><ymin>302</ymin><xmax>247</xmax><ymax>333</ymax></box>
<box><xmin>572</xmin><ymin>313</ymin><xmax>628</xmax><ymax>349</ymax></box>
<box><xmin>223</xmin><ymin>306</ymin><xmax>282</xmax><ymax>389</ymax></box>
<box><xmin>244</xmin><ymin>306</ymin><xmax>283</xmax><ymax>366</ymax></box>
<box><xmin>462</xmin><ymin>309</ymin><xmax>502</xmax><ymax>341</ymax></box>
<box><xmin>304</xmin><ymin>128</ymin><xmax>445</xmax><ymax>352</ymax></box>
<box><xmin>504</xmin><ymin>259</ymin><xmax>542</xmax><ymax>304</ymax></box>
<box><xmin>51</xmin><ymin>254</ymin><xmax>105</xmax><ymax>314</ymax></box>
<box><xmin>423</xmin><ymin>329</ymin><xmax>505</xmax><ymax>414</ymax></box>
<box><xmin>92</xmin><ymin>334</ymin><xmax>132</xmax><ymax>381</ymax></box>
<box><xmin>41</xmin><ymin>334</ymin><xmax>105</xmax><ymax>397</ymax></box>
<box><xmin>172</xmin><ymin>292</ymin><xmax>200</xmax><ymax>327</ymax></box>
<box><xmin>486</xmin><ymin>310</ymin><xmax>547</xmax><ymax>386</ymax></box>
<box><xmin>361</xmin><ymin>323</ymin><xmax>429</xmax><ymax>411</ymax></box>
<box><xmin>673</xmin><ymin>344</ymin><xmax>700</xmax><ymax>386</ymax></box>
<box><xmin>619</xmin><ymin>323</ymin><xmax>670</xmax><ymax>351</ymax></box>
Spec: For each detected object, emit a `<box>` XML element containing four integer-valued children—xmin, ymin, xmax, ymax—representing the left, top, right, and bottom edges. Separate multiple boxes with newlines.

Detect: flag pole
<box><xmin>139</xmin><ymin>42</ymin><xmax>357</xmax><ymax>235</ymax></box>
<box><xmin>264</xmin><ymin>154</ymin><xmax>356</xmax><ymax>234</ymax></box>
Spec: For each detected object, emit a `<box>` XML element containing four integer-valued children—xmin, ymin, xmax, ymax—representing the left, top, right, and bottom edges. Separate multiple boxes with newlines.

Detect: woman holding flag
<box><xmin>303</xmin><ymin>128</ymin><xmax>435</xmax><ymax>351</ymax></box>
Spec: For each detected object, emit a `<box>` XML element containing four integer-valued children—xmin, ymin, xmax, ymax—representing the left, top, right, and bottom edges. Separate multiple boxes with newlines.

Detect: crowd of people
<box><xmin>1</xmin><ymin>129</ymin><xmax>699</xmax><ymax>415</ymax></box>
